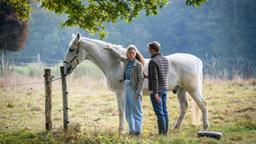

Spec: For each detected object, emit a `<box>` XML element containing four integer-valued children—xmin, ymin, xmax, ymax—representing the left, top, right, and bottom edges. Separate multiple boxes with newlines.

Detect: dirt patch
<box><xmin>235</xmin><ymin>107</ymin><xmax>255</xmax><ymax>113</ymax></box>
<box><xmin>30</xmin><ymin>106</ymin><xmax>42</xmax><ymax>112</ymax></box>
<box><xmin>251</xmin><ymin>80</ymin><xmax>256</xmax><ymax>86</ymax></box>
<box><xmin>99</xmin><ymin>107</ymin><xmax>114</xmax><ymax>114</ymax></box>
<box><xmin>232</xmin><ymin>100</ymin><xmax>241</xmax><ymax>103</ymax></box>
<box><xmin>226</xmin><ymin>91</ymin><xmax>235</xmax><ymax>94</ymax></box>
<box><xmin>212</xmin><ymin>115</ymin><xmax>224</xmax><ymax>120</ymax></box>
<box><xmin>242</xmin><ymin>114</ymin><xmax>253</xmax><ymax>120</ymax></box>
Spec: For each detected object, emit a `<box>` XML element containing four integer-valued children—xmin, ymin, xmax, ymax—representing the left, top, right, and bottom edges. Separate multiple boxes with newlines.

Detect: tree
<box><xmin>4</xmin><ymin>0</ymin><xmax>206</xmax><ymax>38</ymax></box>
<box><xmin>0</xmin><ymin>1</ymin><xmax>28</xmax><ymax>51</ymax></box>
<box><xmin>0</xmin><ymin>1</ymin><xmax>28</xmax><ymax>73</ymax></box>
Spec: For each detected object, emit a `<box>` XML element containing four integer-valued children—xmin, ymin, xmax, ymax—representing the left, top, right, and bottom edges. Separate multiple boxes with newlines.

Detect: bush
<box><xmin>12</xmin><ymin>62</ymin><xmax>104</xmax><ymax>79</ymax></box>
<box><xmin>14</xmin><ymin>63</ymin><xmax>43</xmax><ymax>77</ymax></box>
<box><xmin>73</xmin><ymin>61</ymin><xmax>104</xmax><ymax>79</ymax></box>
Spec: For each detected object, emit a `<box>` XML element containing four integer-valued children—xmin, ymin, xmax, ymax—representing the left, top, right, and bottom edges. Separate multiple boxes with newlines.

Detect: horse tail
<box><xmin>191</xmin><ymin>58</ymin><xmax>203</xmax><ymax>125</ymax></box>
<box><xmin>198</xmin><ymin>58</ymin><xmax>203</xmax><ymax>95</ymax></box>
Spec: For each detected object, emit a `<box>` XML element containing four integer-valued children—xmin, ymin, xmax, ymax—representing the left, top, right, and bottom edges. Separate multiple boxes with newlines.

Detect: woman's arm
<box><xmin>104</xmin><ymin>44</ymin><xmax>127</xmax><ymax>62</ymax></box>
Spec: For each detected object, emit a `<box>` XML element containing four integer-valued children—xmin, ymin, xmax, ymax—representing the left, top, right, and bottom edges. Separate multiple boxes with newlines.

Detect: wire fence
<box><xmin>1</xmin><ymin>55</ymin><xmax>62</xmax><ymax>66</ymax></box>
<box><xmin>0</xmin><ymin>112</ymin><xmax>45</xmax><ymax>119</ymax></box>
<box><xmin>0</xmin><ymin>65</ymin><xmax>105</xmax><ymax>130</ymax></box>
<box><xmin>0</xmin><ymin>54</ymin><xmax>64</xmax><ymax>88</ymax></box>
<box><xmin>0</xmin><ymin>76</ymin><xmax>61</xmax><ymax>88</ymax></box>
<box><xmin>0</xmin><ymin>69</ymin><xmax>64</xmax><ymax>124</ymax></box>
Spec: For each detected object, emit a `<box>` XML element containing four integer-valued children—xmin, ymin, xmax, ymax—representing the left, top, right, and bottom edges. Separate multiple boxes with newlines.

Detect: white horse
<box><xmin>63</xmin><ymin>33</ymin><xmax>209</xmax><ymax>132</ymax></box>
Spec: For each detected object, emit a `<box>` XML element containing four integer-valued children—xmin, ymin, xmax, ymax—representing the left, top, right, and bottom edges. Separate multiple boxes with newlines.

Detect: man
<box><xmin>147</xmin><ymin>41</ymin><xmax>169</xmax><ymax>135</ymax></box>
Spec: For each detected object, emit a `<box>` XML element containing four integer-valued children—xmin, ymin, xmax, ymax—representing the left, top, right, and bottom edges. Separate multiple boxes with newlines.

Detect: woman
<box><xmin>105</xmin><ymin>44</ymin><xmax>144</xmax><ymax>135</ymax></box>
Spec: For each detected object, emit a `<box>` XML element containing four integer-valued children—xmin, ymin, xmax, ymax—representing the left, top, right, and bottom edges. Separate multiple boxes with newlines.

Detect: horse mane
<box><xmin>81</xmin><ymin>36</ymin><xmax>145</xmax><ymax>64</ymax></box>
<box><xmin>82</xmin><ymin>37</ymin><xmax>125</xmax><ymax>50</ymax></box>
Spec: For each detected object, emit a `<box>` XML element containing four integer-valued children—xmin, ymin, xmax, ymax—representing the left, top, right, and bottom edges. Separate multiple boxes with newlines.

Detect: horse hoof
<box><xmin>118</xmin><ymin>129</ymin><xmax>125</xmax><ymax>135</ymax></box>
<box><xmin>173</xmin><ymin>124</ymin><xmax>181</xmax><ymax>129</ymax></box>
<box><xmin>203</xmin><ymin>125</ymin><xmax>209</xmax><ymax>131</ymax></box>
<box><xmin>172</xmin><ymin>128</ymin><xmax>180</xmax><ymax>133</ymax></box>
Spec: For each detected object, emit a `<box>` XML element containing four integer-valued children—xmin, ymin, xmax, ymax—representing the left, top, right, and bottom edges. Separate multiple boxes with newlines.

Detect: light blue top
<box><xmin>124</xmin><ymin>60</ymin><xmax>134</xmax><ymax>80</ymax></box>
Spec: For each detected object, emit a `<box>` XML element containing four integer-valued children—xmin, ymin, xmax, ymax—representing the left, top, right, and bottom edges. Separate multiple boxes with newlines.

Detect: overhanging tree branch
<box><xmin>4</xmin><ymin>0</ymin><xmax>207</xmax><ymax>38</ymax></box>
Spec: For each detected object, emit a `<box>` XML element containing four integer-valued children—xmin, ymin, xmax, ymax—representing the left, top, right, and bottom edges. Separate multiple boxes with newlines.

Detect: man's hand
<box><xmin>155</xmin><ymin>94</ymin><xmax>161</xmax><ymax>103</ymax></box>
<box><xmin>143</xmin><ymin>73</ymin><xmax>148</xmax><ymax>79</ymax></box>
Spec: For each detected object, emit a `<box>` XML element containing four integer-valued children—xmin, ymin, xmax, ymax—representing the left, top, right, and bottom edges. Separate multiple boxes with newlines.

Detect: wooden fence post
<box><xmin>44</xmin><ymin>69</ymin><xmax>52</xmax><ymax>131</ymax></box>
<box><xmin>60</xmin><ymin>66</ymin><xmax>69</xmax><ymax>130</ymax></box>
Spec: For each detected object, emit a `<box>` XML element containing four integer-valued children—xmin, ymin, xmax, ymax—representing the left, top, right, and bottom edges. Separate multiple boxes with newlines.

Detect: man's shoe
<box><xmin>134</xmin><ymin>132</ymin><xmax>141</xmax><ymax>136</ymax></box>
<box><xmin>159</xmin><ymin>132</ymin><xmax>167</xmax><ymax>136</ymax></box>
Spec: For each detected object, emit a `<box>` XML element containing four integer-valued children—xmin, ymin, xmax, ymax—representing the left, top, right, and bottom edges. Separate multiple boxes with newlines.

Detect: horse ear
<box><xmin>72</xmin><ymin>33</ymin><xmax>76</xmax><ymax>38</ymax></box>
<box><xmin>76</xmin><ymin>33</ymin><xmax>80</xmax><ymax>41</ymax></box>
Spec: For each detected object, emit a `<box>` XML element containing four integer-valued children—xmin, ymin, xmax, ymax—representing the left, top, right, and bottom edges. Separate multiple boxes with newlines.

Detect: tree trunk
<box><xmin>1</xmin><ymin>50</ymin><xmax>4</xmax><ymax>74</ymax></box>
<box><xmin>0</xmin><ymin>49</ymin><xmax>11</xmax><ymax>74</ymax></box>
<box><xmin>6</xmin><ymin>50</ymin><xmax>9</xmax><ymax>73</ymax></box>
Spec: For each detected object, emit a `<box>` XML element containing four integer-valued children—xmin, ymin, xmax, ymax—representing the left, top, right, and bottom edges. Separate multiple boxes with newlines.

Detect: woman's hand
<box><xmin>104</xmin><ymin>44</ymin><xmax>112</xmax><ymax>50</ymax></box>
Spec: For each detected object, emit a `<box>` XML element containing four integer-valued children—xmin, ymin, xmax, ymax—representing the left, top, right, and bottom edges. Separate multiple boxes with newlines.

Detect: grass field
<box><xmin>0</xmin><ymin>68</ymin><xmax>256</xmax><ymax>143</ymax></box>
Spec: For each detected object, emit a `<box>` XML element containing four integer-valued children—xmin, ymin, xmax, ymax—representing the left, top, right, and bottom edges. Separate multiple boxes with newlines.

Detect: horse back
<box><xmin>166</xmin><ymin>53</ymin><xmax>202</xmax><ymax>76</ymax></box>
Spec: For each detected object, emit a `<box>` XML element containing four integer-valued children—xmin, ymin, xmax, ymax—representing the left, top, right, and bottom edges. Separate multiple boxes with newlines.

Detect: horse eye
<box><xmin>69</xmin><ymin>49</ymin><xmax>74</xmax><ymax>52</ymax></box>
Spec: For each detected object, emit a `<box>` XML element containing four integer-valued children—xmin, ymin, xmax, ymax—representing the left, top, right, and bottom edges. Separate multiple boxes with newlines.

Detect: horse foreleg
<box><xmin>174</xmin><ymin>87</ymin><xmax>188</xmax><ymax>129</ymax></box>
<box><xmin>115</xmin><ymin>90</ymin><xmax>125</xmax><ymax>133</ymax></box>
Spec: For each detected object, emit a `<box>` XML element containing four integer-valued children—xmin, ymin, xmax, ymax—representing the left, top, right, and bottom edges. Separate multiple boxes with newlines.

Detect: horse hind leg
<box><xmin>192</xmin><ymin>98</ymin><xmax>201</xmax><ymax>125</ymax></box>
<box><xmin>115</xmin><ymin>90</ymin><xmax>125</xmax><ymax>133</ymax></box>
<box><xmin>189</xmin><ymin>90</ymin><xmax>209</xmax><ymax>130</ymax></box>
<box><xmin>174</xmin><ymin>87</ymin><xmax>189</xmax><ymax>129</ymax></box>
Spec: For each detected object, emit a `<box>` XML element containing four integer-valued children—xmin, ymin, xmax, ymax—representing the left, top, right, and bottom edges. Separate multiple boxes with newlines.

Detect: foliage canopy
<box><xmin>4</xmin><ymin>0</ymin><xmax>206</xmax><ymax>38</ymax></box>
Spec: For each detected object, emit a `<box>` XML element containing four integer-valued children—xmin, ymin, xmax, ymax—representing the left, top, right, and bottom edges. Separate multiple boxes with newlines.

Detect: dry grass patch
<box><xmin>0</xmin><ymin>75</ymin><xmax>256</xmax><ymax>143</ymax></box>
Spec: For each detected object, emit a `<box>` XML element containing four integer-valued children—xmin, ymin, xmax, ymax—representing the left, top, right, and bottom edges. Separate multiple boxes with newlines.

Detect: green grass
<box><xmin>0</xmin><ymin>70</ymin><xmax>256</xmax><ymax>143</ymax></box>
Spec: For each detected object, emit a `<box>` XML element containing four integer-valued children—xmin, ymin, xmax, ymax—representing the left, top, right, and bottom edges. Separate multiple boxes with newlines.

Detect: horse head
<box><xmin>63</xmin><ymin>33</ymin><xmax>87</xmax><ymax>75</ymax></box>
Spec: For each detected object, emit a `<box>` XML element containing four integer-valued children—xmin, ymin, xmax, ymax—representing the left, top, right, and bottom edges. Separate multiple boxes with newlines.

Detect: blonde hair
<box><xmin>126</xmin><ymin>44</ymin><xmax>145</xmax><ymax>65</ymax></box>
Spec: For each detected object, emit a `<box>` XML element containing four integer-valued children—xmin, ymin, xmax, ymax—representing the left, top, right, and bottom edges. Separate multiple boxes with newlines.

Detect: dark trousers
<box><xmin>150</xmin><ymin>89</ymin><xmax>168</xmax><ymax>135</ymax></box>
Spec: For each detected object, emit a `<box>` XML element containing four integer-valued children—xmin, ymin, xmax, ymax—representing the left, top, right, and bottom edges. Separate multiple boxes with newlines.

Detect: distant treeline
<box><xmin>3</xmin><ymin>0</ymin><xmax>256</xmax><ymax>79</ymax></box>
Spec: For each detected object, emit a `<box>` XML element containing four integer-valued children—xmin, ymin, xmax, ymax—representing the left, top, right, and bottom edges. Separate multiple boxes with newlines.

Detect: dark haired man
<box><xmin>147</xmin><ymin>41</ymin><xmax>169</xmax><ymax>135</ymax></box>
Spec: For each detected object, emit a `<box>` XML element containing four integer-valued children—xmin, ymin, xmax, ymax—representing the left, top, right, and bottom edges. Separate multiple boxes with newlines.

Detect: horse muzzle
<box><xmin>63</xmin><ymin>62</ymin><xmax>72</xmax><ymax>76</ymax></box>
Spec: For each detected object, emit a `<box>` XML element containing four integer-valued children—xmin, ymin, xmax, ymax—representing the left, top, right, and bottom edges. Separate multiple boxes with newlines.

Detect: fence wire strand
<box><xmin>0</xmin><ymin>76</ymin><xmax>62</xmax><ymax>88</ymax></box>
